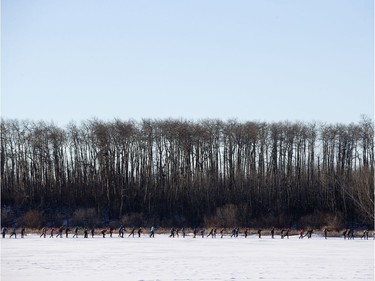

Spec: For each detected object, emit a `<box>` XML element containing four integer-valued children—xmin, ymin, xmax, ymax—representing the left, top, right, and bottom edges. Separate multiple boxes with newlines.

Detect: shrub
<box><xmin>120</xmin><ymin>212</ymin><xmax>144</xmax><ymax>227</ymax></box>
<box><xmin>299</xmin><ymin>211</ymin><xmax>344</xmax><ymax>229</ymax></box>
<box><xmin>22</xmin><ymin>210</ymin><xmax>45</xmax><ymax>228</ymax></box>
<box><xmin>70</xmin><ymin>208</ymin><xmax>100</xmax><ymax>227</ymax></box>
<box><xmin>204</xmin><ymin>204</ymin><xmax>239</xmax><ymax>227</ymax></box>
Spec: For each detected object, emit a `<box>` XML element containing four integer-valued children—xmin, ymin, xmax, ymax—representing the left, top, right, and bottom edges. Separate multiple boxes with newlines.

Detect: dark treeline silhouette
<box><xmin>1</xmin><ymin>118</ymin><xmax>374</xmax><ymax>227</ymax></box>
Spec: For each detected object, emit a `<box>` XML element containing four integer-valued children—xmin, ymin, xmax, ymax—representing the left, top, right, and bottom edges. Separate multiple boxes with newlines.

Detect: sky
<box><xmin>1</xmin><ymin>0</ymin><xmax>374</xmax><ymax>126</ymax></box>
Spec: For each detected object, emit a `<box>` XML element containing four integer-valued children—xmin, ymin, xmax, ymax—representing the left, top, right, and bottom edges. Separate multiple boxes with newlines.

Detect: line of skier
<box><xmin>2</xmin><ymin>226</ymin><xmax>373</xmax><ymax>239</ymax></box>
<box><xmin>298</xmin><ymin>229</ymin><xmax>314</xmax><ymax>239</ymax></box>
<box><xmin>169</xmin><ymin>227</ymin><xmax>186</xmax><ymax>238</ymax></box>
<box><xmin>342</xmin><ymin>229</ymin><xmax>370</xmax><ymax>240</ymax></box>
<box><xmin>1</xmin><ymin>227</ymin><xmax>26</xmax><ymax>239</ymax></box>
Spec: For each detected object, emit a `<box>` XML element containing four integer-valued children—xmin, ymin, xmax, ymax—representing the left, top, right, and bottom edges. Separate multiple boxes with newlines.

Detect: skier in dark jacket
<box><xmin>361</xmin><ymin>229</ymin><xmax>369</xmax><ymax>240</ymax></box>
<box><xmin>9</xmin><ymin>227</ymin><xmax>17</xmax><ymax>238</ymax></box>
<box><xmin>231</xmin><ymin>228</ymin><xmax>236</xmax><ymax>238</ymax></box>
<box><xmin>271</xmin><ymin>228</ymin><xmax>275</xmax><ymax>239</ymax></box>
<box><xmin>285</xmin><ymin>229</ymin><xmax>290</xmax><ymax>239</ymax></box>
<box><xmin>128</xmin><ymin>228</ymin><xmax>135</xmax><ymax>238</ymax></box>
<box><xmin>137</xmin><ymin>227</ymin><xmax>143</xmax><ymax>238</ymax></box>
<box><xmin>299</xmin><ymin>229</ymin><xmax>305</xmax><ymax>239</ymax></box>
<box><xmin>72</xmin><ymin>227</ymin><xmax>79</xmax><ymax>238</ymax></box>
<box><xmin>91</xmin><ymin>228</ymin><xmax>95</xmax><ymax>238</ymax></box>
<box><xmin>193</xmin><ymin>228</ymin><xmax>198</xmax><ymax>238</ymax></box>
<box><xmin>40</xmin><ymin>227</ymin><xmax>47</xmax><ymax>238</ymax></box>
<box><xmin>2</xmin><ymin>227</ymin><xmax>8</xmax><ymax>238</ymax></box>
<box><xmin>56</xmin><ymin>226</ymin><xmax>63</xmax><ymax>238</ymax></box>
<box><xmin>169</xmin><ymin>228</ymin><xmax>176</xmax><ymax>238</ymax></box>
<box><xmin>207</xmin><ymin>228</ymin><xmax>214</xmax><ymax>238</ymax></box>
<box><xmin>118</xmin><ymin>226</ymin><xmax>124</xmax><ymax>238</ymax></box>
<box><xmin>21</xmin><ymin>227</ymin><xmax>26</xmax><ymax>238</ymax></box>
<box><xmin>220</xmin><ymin>228</ymin><xmax>225</xmax><ymax>238</ymax></box>
<box><xmin>49</xmin><ymin>228</ymin><xmax>55</xmax><ymax>238</ymax></box>
<box><xmin>65</xmin><ymin>227</ymin><xmax>70</xmax><ymax>238</ymax></box>
<box><xmin>182</xmin><ymin>227</ymin><xmax>186</xmax><ymax>238</ymax></box>
<box><xmin>258</xmin><ymin>229</ymin><xmax>262</xmax><ymax>238</ymax></box>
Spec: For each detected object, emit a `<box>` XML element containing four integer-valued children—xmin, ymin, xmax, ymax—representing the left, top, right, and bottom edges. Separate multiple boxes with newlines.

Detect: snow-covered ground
<box><xmin>1</xmin><ymin>234</ymin><xmax>374</xmax><ymax>280</ymax></box>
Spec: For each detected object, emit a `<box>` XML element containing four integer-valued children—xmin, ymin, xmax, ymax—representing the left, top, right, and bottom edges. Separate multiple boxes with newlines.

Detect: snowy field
<box><xmin>1</xmin><ymin>234</ymin><xmax>374</xmax><ymax>281</ymax></box>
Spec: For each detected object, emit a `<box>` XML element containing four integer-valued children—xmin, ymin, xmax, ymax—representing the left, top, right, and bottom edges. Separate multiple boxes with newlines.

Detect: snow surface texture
<box><xmin>1</xmin><ymin>234</ymin><xmax>374</xmax><ymax>281</ymax></box>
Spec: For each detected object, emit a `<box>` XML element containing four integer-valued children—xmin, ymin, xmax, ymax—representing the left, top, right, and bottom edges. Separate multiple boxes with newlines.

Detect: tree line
<box><xmin>1</xmin><ymin>118</ymin><xmax>373</xmax><ymax>228</ymax></box>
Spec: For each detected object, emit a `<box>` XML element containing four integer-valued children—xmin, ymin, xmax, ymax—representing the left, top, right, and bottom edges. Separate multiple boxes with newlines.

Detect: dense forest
<box><xmin>1</xmin><ymin>118</ymin><xmax>374</xmax><ymax>229</ymax></box>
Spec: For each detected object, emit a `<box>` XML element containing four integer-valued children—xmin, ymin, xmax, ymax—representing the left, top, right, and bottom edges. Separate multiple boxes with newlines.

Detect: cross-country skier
<box><xmin>349</xmin><ymin>229</ymin><xmax>355</xmax><ymax>239</ymax></box>
<box><xmin>231</xmin><ymin>228</ymin><xmax>236</xmax><ymax>238</ymax></box>
<box><xmin>128</xmin><ymin>228</ymin><xmax>135</xmax><ymax>238</ymax></box>
<box><xmin>258</xmin><ymin>229</ymin><xmax>262</xmax><ymax>238</ymax></box>
<box><xmin>118</xmin><ymin>226</ymin><xmax>124</xmax><ymax>238</ymax></box>
<box><xmin>65</xmin><ymin>227</ymin><xmax>70</xmax><ymax>238</ymax></box>
<box><xmin>56</xmin><ymin>226</ymin><xmax>63</xmax><ymax>238</ymax></box>
<box><xmin>150</xmin><ymin>226</ymin><xmax>155</xmax><ymax>238</ymax></box>
<box><xmin>40</xmin><ymin>227</ymin><xmax>47</xmax><ymax>238</ymax></box>
<box><xmin>207</xmin><ymin>228</ymin><xmax>214</xmax><ymax>238</ymax></box>
<box><xmin>91</xmin><ymin>228</ymin><xmax>95</xmax><ymax>238</ymax></box>
<box><xmin>364</xmin><ymin>229</ymin><xmax>369</xmax><ymax>240</ymax></box>
<box><xmin>169</xmin><ymin>228</ymin><xmax>176</xmax><ymax>238</ymax></box>
<box><xmin>9</xmin><ymin>227</ymin><xmax>17</xmax><ymax>238</ymax></box>
<box><xmin>271</xmin><ymin>228</ymin><xmax>275</xmax><ymax>239</ymax></box>
<box><xmin>72</xmin><ymin>227</ymin><xmax>79</xmax><ymax>238</ymax></box>
<box><xmin>285</xmin><ymin>229</ymin><xmax>290</xmax><ymax>239</ymax></box>
<box><xmin>137</xmin><ymin>227</ymin><xmax>143</xmax><ymax>237</ymax></box>
<box><xmin>182</xmin><ymin>227</ymin><xmax>186</xmax><ymax>238</ymax></box>
<box><xmin>21</xmin><ymin>227</ymin><xmax>26</xmax><ymax>238</ymax></box>
<box><xmin>2</xmin><ymin>227</ymin><xmax>8</xmax><ymax>238</ymax></box>
<box><xmin>49</xmin><ymin>228</ymin><xmax>55</xmax><ymax>238</ymax></box>
<box><xmin>193</xmin><ymin>228</ymin><xmax>198</xmax><ymax>238</ymax></box>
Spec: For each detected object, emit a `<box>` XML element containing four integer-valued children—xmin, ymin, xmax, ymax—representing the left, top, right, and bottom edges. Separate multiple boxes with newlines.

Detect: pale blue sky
<box><xmin>1</xmin><ymin>0</ymin><xmax>374</xmax><ymax>125</ymax></box>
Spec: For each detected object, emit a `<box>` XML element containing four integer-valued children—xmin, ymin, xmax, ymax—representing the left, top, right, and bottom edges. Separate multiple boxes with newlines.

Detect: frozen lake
<box><xmin>1</xmin><ymin>234</ymin><xmax>374</xmax><ymax>280</ymax></box>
